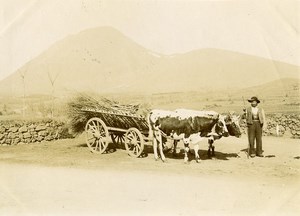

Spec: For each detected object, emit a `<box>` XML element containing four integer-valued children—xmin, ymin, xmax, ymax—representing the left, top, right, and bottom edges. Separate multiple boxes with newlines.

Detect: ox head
<box><xmin>208</xmin><ymin>115</ymin><xmax>229</xmax><ymax>138</ymax></box>
<box><xmin>224</xmin><ymin>111</ymin><xmax>242</xmax><ymax>138</ymax></box>
<box><xmin>216</xmin><ymin>115</ymin><xmax>229</xmax><ymax>137</ymax></box>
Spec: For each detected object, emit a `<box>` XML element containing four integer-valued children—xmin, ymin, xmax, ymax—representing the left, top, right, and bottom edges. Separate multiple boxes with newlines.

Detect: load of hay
<box><xmin>67</xmin><ymin>94</ymin><xmax>149</xmax><ymax>135</ymax></box>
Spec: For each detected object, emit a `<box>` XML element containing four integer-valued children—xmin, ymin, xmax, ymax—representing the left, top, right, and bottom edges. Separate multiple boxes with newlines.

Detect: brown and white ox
<box><xmin>148</xmin><ymin>109</ymin><xmax>240</xmax><ymax>163</ymax></box>
<box><xmin>205</xmin><ymin>111</ymin><xmax>242</xmax><ymax>157</ymax></box>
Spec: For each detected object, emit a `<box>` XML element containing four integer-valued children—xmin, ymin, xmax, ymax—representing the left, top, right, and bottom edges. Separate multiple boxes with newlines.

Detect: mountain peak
<box><xmin>0</xmin><ymin>26</ymin><xmax>299</xmax><ymax>96</ymax></box>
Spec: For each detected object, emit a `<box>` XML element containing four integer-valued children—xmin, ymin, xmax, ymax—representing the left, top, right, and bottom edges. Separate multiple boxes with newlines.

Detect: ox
<box><xmin>205</xmin><ymin>112</ymin><xmax>242</xmax><ymax>158</ymax></box>
<box><xmin>148</xmin><ymin>109</ymin><xmax>229</xmax><ymax>162</ymax></box>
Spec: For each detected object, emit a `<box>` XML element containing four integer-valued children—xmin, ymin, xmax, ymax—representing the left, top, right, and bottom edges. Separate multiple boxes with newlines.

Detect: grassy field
<box><xmin>0</xmin><ymin>89</ymin><xmax>299</xmax><ymax>122</ymax></box>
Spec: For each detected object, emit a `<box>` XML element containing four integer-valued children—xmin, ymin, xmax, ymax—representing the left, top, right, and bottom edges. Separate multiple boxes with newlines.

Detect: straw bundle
<box><xmin>67</xmin><ymin>94</ymin><xmax>149</xmax><ymax>135</ymax></box>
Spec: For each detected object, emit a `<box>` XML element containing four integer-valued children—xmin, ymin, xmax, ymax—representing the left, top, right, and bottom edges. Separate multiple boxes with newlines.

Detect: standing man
<box><xmin>243</xmin><ymin>96</ymin><xmax>266</xmax><ymax>157</ymax></box>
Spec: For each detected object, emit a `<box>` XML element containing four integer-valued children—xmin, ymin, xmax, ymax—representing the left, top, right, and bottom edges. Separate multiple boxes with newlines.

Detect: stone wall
<box><xmin>240</xmin><ymin>113</ymin><xmax>300</xmax><ymax>139</ymax></box>
<box><xmin>1</xmin><ymin>113</ymin><xmax>299</xmax><ymax>146</ymax></box>
<box><xmin>0</xmin><ymin>119</ymin><xmax>73</xmax><ymax>146</ymax></box>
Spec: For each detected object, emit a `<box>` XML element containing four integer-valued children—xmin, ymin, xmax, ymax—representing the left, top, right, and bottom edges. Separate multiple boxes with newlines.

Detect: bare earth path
<box><xmin>0</xmin><ymin>135</ymin><xmax>299</xmax><ymax>216</ymax></box>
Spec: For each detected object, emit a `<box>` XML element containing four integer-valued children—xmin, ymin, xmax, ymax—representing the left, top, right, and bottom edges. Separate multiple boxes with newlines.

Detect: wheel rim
<box><xmin>125</xmin><ymin>128</ymin><xmax>144</xmax><ymax>157</ymax></box>
<box><xmin>85</xmin><ymin>118</ymin><xmax>109</xmax><ymax>154</ymax></box>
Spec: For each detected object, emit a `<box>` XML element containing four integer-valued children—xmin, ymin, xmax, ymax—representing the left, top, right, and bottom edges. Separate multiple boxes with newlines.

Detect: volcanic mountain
<box><xmin>0</xmin><ymin>26</ymin><xmax>299</xmax><ymax>96</ymax></box>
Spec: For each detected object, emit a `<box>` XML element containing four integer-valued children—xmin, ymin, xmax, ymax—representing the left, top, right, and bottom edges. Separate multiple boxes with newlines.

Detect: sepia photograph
<box><xmin>0</xmin><ymin>0</ymin><xmax>299</xmax><ymax>215</ymax></box>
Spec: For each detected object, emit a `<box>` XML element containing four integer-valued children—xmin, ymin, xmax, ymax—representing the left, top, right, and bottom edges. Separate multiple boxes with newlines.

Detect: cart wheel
<box><xmin>125</xmin><ymin>128</ymin><xmax>144</xmax><ymax>157</ymax></box>
<box><xmin>85</xmin><ymin>117</ymin><xmax>109</xmax><ymax>154</ymax></box>
<box><xmin>111</xmin><ymin>133</ymin><xmax>125</xmax><ymax>147</ymax></box>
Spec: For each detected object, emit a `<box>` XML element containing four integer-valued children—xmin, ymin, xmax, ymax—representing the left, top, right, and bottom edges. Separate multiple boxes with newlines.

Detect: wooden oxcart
<box><xmin>83</xmin><ymin>108</ymin><xmax>151</xmax><ymax>157</ymax></box>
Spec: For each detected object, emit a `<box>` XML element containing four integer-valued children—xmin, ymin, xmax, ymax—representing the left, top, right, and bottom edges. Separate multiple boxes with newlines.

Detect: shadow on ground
<box><xmin>240</xmin><ymin>148</ymin><xmax>276</xmax><ymax>158</ymax></box>
<box><xmin>77</xmin><ymin>141</ymin><xmax>239</xmax><ymax>161</ymax></box>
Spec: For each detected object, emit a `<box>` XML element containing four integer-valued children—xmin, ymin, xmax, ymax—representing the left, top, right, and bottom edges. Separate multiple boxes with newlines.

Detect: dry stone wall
<box><xmin>0</xmin><ymin>119</ymin><xmax>73</xmax><ymax>146</ymax></box>
<box><xmin>240</xmin><ymin>113</ymin><xmax>300</xmax><ymax>139</ymax></box>
<box><xmin>1</xmin><ymin>113</ymin><xmax>299</xmax><ymax>147</ymax></box>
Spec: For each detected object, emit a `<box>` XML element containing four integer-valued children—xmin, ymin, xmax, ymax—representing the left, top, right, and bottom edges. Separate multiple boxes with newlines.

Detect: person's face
<box><xmin>251</xmin><ymin>101</ymin><xmax>258</xmax><ymax>107</ymax></box>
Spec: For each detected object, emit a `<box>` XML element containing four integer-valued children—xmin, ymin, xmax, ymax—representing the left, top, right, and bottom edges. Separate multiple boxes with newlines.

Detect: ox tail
<box><xmin>146</xmin><ymin>112</ymin><xmax>154</xmax><ymax>140</ymax></box>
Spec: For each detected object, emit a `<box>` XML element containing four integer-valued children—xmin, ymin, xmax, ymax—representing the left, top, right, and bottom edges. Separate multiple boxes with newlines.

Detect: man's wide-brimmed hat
<box><xmin>248</xmin><ymin>96</ymin><xmax>260</xmax><ymax>103</ymax></box>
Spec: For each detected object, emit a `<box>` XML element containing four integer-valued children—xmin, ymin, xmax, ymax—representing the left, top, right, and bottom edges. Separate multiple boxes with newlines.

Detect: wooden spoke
<box><xmin>87</xmin><ymin>137</ymin><xmax>96</xmax><ymax>146</ymax></box>
<box><xmin>111</xmin><ymin>133</ymin><xmax>125</xmax><ymax>149</ymax></box>
<box><xmin>111</xmin><ymin>134</ymin><xmax>117</xmax><ymax>144</ymax></box>
<box><xmin>117</xmin><ymin>134</ymin><xmax>125</xmax><ymax>145</ymax></box>
<box><xmin>91</xmin><ymin>121</ymin><xmax>97</xmax><ymax>130</ymax></box>
<box><xmin>94</xmin><ymin>140</ymin><xmax>99</xmax><ymax>151</ymax></box>
<box><xmin>87</xmin><ymin>136</ymin><xmax>95</xmax><ymax>141</ymax></box>
<box><xmin>99</xmin><ymin>139</ymin><xmax>106</xmax><ymax>150</ymax></box>
<box><xmin>135</xmin><ymin>144</ymin><xmax>140</xmax><ymax>151</ymax></box>
<box><xmin>87</xmin><ymin>125</ymin><xmax>96</xmax><ymax>133</ymax></box>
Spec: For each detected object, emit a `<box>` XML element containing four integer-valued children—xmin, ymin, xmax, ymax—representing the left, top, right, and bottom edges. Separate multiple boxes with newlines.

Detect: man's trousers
<box><xmin>247</xmin><ymin>121</ymin><xmax>263</xmax><ymax>155</ymax></box>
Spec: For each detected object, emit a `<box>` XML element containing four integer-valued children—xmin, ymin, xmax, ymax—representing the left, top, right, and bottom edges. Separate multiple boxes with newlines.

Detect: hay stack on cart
<box><xmin>68</xmin><ymin>94</ymin><xmax>150</xmax><ymax>157</ymax></box>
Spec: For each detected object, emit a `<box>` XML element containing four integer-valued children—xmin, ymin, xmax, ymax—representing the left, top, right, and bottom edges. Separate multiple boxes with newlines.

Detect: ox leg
<box><xmin>207</xmin><ymin>138</ymin><xmax>214</xmax><ymax>158</ymax></box>
<box><xmin>158</xmin><ymin>137</ymin><xmax>166</xmax><ymax>162</ymax></box>
<box><xmin>211</xmin><ymin>145</ymin><xmax>215</xmax><ymax>157</ymax></box>
<box><xmin>207</xmin><ymin>148</ymin><xmax>211</xmax><ymax>158</ymax></box>
<box><xmin>154</xmin><ymin>131</ymin><xmax>166</xmax><ymax>162</ymax></box>
<box><xmin>153</xmin><ymin>137</ymin><xmax>159</xmax><ymax>161</ymax></box>
<box><xmin>184</xmin><ymin>143</ymin><xmax>190</xmax><ymax>163</ymax></box>
<box><xmin>173</xmin><ymin>140</ymin><xmax>178</xmax><ymax>157</ymax></box>
<box><xmin>194</xmin><ymin>143</ymin><xmax>201</xmax><ymax>163</ymax></box>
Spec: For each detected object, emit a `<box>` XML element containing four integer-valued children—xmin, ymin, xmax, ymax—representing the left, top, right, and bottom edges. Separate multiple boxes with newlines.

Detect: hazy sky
<box><xmin>0</xmin><ymin>0</ymin><xmax>299</xmax><ymax>81</ymax></box>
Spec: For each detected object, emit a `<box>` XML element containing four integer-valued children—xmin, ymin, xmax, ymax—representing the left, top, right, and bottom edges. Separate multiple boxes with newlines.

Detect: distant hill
<box><xmin>0</xmin><ymin>26</ymin><xmax>299</xmax><ymax>96</ymax></box>
<box><xmin>229</xmin><ymin>78</ymin><xmax>300</xmax><ymax>100</ymax></box>
<box><xmin>199</xmin><ymin>78</ymin><xmax>300</xmax><ymax>113</ymax></box>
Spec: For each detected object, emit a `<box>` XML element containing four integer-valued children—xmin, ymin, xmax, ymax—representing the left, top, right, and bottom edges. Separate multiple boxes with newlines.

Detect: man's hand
<box><xmin>262</xmin><ymin>123</ymin><xmax>267</xmax><ymax>132</ymax></box>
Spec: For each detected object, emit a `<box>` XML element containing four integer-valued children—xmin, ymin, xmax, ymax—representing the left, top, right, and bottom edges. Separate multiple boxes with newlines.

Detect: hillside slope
<box><xmin>0</xmin><ymin>26</ymin><xmax>299</xmax><ymax>96</ymax></box>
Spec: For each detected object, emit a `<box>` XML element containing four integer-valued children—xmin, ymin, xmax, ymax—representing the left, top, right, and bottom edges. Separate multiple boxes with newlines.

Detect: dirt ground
<box><xmin>0</xmin><ymin>135</ymin><xmax>299</xmax><ymax>216</ymax></box>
